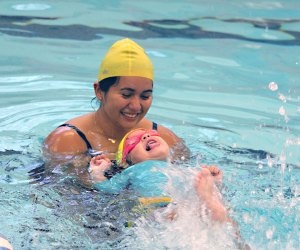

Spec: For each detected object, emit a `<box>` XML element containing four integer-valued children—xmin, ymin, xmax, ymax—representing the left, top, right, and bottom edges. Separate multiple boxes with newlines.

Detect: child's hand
<box><xmin>90</xmin><ymin>155</ymin><xmax>111</xmax><ymax>169</ymax></box>
<box><xmin>88</xmin><ymin>155</ymin><xmax>112</xmax><ymax>182</ymax></box>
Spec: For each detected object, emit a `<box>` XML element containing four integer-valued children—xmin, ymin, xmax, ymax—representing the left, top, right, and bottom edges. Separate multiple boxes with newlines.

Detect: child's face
<box><xmin>125</xmin><ymin>129</ymin><xmax>170</xmax><ymax>164</ymax></box>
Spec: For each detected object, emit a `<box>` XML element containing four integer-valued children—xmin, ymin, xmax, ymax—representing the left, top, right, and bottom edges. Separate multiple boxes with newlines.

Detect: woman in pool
<box><xmin>44</xmin><ymin>38</ymin><xmax>189</xmax><ymax>170</ymax></box>
<box><xmin>88</xmin><ymin>128</ymin><xmax>228</xmax><ymax>222</ymax></box>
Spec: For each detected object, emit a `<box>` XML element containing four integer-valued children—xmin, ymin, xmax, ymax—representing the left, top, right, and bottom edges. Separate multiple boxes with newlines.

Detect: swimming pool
<box><xmin>0</xmin><ymin>0</ymin><xmax>299</xmax><ymax>249</ymax></box>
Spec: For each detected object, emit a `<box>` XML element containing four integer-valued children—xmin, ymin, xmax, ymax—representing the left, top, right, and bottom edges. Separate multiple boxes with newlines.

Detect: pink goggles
<box><xmin>122</xmin><ymin>130</ymin><xmax>160</xmax><ymax>163</ymax></box>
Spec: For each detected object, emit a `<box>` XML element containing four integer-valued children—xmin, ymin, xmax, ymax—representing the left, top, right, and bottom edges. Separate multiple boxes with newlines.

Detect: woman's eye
<box><xmin>141</xmin><ymin>95</ymin><xmax>151</xmax><ymax>100</ymax></box>
<box><xmin>122</xmin><ymin>93</ymin><xmax>131</xmax><ymax>98</ymax></box>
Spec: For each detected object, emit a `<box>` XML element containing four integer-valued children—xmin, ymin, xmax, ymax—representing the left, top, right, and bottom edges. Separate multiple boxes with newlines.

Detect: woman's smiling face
<box><xmin>100</xmin><ymin>76</ymin><xmax>153</xmax><ymax>130</ymax></box>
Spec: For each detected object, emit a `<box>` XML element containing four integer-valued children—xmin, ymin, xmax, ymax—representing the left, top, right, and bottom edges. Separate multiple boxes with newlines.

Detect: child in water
<box><xmin>88</xmin><ymin>128</ymin><xmax>228</xmax><ymax>222</ymax></box>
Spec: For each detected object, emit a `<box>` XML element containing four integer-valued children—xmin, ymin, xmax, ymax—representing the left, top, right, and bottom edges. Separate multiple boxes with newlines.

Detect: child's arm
<box><xmin>88</xmin><ymin>155</ymin><xmax>112</xmax><ymax>182</ymax></box>
<box><xmin>196</xmin><ymin>167</ymin><xmax>250</xmax><ymax>249</ymax></box>
<box><xmin>195</xmin><ymin>168</ymin><xmax>228</xmax><ymax>222</ymax></box>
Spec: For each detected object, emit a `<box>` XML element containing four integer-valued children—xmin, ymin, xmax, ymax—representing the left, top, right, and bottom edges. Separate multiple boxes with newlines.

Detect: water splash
<box><xmin>278</xmin><ymin>93</ymin><xmax>286</xmax><ymax>102</ymax></box>
<box><xmin>268</xmin><ymin>82</ymin><xmax>278</xmax><ymax>91</ymax></box>
<box><xmin>118</xmin><ymin>165</ymin><xmax>244</xmax><ymax>250</ymax></box>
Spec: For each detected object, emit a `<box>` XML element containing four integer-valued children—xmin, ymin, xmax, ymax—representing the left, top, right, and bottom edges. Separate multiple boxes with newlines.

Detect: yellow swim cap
<box><xmin>98</xmin><ymin>38</ymin><xmax>154</xmax><ymax>82</ymax></box>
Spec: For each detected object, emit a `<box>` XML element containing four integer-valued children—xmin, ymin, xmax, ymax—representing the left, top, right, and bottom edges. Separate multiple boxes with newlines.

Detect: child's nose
<box><xmin>142</xmin><ymin>134</ymin><xmax>151</xmax><ymax>140</ymax></box>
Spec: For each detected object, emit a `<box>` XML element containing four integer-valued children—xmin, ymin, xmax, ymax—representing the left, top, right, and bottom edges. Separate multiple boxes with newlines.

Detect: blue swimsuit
<box><xmin>94</xmin><ymin>160</ymin><xmax>172</xmax><ymax>206</ymax></box>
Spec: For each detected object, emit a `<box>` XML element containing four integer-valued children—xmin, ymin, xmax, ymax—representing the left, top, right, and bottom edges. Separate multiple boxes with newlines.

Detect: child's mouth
<box><xmin>146</xmin><ymin>140</ymin><xmax>157</xmax><ymax>151</ymax></box>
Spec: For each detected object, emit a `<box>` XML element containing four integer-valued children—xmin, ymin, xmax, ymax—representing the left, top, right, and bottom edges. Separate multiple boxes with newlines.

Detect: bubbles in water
<box><xmin>265</xmin><ymin>228</ymin><xmax>275</xmax><ymax>239</ymax></box>
<box><xmin>266</xmin><ymin>154</ymin><xmax>274</xmax><ymax>168</ymax></box>
<box><xmin>279</xmin><ymin>153</ymin><xmax>286</xmax><ymax>162</ymax></box>
<box><xmin>268</xmin><ymin>82</ymin><xmax>278</xmax><ymax>91</ymax></box>
<box><xmin>278</xmin><ymin>93</ymin><xmax>286</xmax><ymax>102</ymax></box>
<box><xmin>278</xmin><ymin>106</ymin><xmax>289</xmax><ymax>123</ymax></box>
<box><xmin>280</xmin><ymin>152</ymin><xmax>286</xmax><ymax>173</ymax></box>
<box><xmin>243</xmin><ymin>213</ymin><xmax>251</xmax><ymax>224</ymax></box>
<box><xmin>259</xmin><ymin>216</ymin><xmax>266</xmax><ymax>223</ymax></box>
<box><xmin>268</xmin><ymin>82</ymin><xmax>290</xmax><ymax>123</ymax></box>
<box><xmin>286</xmin><ymin>138</ymin><xmax>300</xmax><ymax>145</ymax></box>
<box><xmin>278</xmin><ymin>106</ymin><xmax>286</xmax><ymax>116</ymax></box>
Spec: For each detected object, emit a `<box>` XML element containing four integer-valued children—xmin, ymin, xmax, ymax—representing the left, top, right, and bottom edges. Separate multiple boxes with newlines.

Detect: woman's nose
<box><xmin>128</xmin><ymin>96</ymin><xmax>141</xmax><ymax>111</ymax></box>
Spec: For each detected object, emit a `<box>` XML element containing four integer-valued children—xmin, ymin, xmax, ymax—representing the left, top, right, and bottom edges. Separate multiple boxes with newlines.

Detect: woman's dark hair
<box><xmin>98</xmin><ymin>76</ymin><xmax>119</xmax><ymax>93</ymax></box>
<box><xmin>91</xmin><ymin>77</ymin><xmax>120</xmax><ymax>109</ymax></box>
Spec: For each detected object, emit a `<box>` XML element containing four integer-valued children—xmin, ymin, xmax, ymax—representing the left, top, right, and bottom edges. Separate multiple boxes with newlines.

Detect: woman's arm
<box><xmin>157</xmin><ymin>125</ymin><xmax>190</xmax><ymax>161</ymax></box>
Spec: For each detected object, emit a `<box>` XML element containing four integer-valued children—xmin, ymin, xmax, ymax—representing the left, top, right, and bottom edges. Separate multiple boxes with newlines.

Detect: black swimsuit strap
<box><xmin>58</xmin><ymin>124</ymin><xmax>93</xmax><ymax>152</ymax></box>
<box><xmin>152</xmin><ymin>122</ymin><xmax>158</xmax><ymax>130</ymax></box>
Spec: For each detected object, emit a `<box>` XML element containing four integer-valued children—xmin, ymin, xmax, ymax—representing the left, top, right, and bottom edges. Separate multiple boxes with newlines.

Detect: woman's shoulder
<box><xmin>44</xmin><ymin>125</ymin><xmax>88</xmax><ymax>154</ymax></box>
<box><xmin>44</xmin><ymin>113</ymin><xmax>94</xmax><ymax>155</ymax></box>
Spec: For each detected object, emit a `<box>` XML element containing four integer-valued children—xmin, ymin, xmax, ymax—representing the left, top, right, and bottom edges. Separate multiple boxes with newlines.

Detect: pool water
<box><xmin>0</xmin><ymin>0</ymin><xmax>299</xmax><ymax>249</ymax></box>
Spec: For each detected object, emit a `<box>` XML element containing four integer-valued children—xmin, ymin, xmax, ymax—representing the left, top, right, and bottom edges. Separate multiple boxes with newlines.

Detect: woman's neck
<box><xmin>94</xmin><ymin>109</ymin><xmax>127</xmax><ymax>142</ymax></box>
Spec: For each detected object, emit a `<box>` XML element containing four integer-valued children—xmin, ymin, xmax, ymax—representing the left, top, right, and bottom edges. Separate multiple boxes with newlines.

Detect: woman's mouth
<box><xmin>122</xmin><ymin>112</ymin><xmax>140</xmax><ymax>120</ymax></box>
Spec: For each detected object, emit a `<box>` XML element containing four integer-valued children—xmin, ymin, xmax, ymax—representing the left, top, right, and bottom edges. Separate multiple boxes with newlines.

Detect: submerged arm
<box><xmin>158</xmin><ymin>125</ymin><xmax>190</xmax><ymax>162</ymax></box>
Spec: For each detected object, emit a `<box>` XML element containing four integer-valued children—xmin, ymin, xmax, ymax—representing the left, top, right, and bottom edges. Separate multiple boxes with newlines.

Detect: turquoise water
<box><xmin>0</xmin><ymin>0</ymin><xmax>299</xmax><ymax>249</ymax></box>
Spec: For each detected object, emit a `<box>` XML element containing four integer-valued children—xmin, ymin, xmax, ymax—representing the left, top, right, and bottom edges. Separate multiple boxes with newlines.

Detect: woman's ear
<box><xmin>93</xmin><ymin>82</ymin><xmax>103</xmax><ymax>101</ymax></box>
<box><xmin>93</xmin><ymin>81</ymin><xmax>98</xmax><ymax>92</ymax></box>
